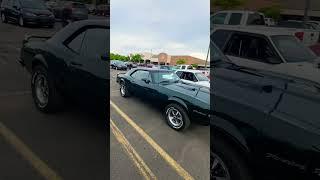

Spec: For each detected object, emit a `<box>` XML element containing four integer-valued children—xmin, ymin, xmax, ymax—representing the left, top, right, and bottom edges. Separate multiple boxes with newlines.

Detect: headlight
<box><xmin>25</xmin><ymin>12</ymin><xmax>36</xmax><ymax>16</ymax></box>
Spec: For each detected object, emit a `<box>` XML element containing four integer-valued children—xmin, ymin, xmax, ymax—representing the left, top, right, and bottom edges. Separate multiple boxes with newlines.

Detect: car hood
<box><xmin>23</xmin><ymin>8</ymin><xmax>52</xmax><ymax>15</ymax></box>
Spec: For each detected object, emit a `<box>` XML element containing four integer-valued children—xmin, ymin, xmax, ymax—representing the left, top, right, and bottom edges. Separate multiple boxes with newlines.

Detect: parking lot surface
<box><xmin>110</xmin><ymin>68</ymin><xmax>210</xmax><ymax>180</ymax></box>
<box><xmin>0</xmin><ymin>16</ymin><xmax>108</xmax><ymax>179</ymax></box>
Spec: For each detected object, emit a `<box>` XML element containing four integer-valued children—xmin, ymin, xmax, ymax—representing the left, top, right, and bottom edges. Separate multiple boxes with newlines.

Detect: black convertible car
<box><xmin>116</xmin><ymin>68</ymin><xmax>210</xmax><ymax>131</ymax></box>
<box><xmin>18</xmin><ymin>20</ymin><xmax>109</xmax><ymax>113</ymax></box>
<box><xmin>211</xmin><ymin>42</ymin><xmax>320</xmax><ymax>180</ymax></box>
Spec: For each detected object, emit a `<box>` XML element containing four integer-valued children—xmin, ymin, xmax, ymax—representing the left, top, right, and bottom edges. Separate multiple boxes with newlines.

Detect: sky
<box><xmin>110</xmin><ymin>0</ymin><xmax>210</xmax><ymax>60</ymax></box>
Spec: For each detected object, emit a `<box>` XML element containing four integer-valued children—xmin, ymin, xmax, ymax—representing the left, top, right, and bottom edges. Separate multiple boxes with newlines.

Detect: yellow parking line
<box><xmin>110</xmin><ymin>119</ymin><xmax>157</xmax><ymax>180</ymax></box>
<box><xmin>0</xmin><ymin>122</ymin><xmax>62</xmax><ymax>180</ymax></box>
<box><xmin>110</xmin><ymin>101</ymin><xmax>195</xmax><ymax>180</ymax></box>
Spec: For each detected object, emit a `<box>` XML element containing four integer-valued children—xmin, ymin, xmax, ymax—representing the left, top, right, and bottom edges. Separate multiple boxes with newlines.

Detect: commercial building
<box><xmin>140</xmin><ymin>52</ymin><xmax>207</xmax><ymax>66</ymax></box>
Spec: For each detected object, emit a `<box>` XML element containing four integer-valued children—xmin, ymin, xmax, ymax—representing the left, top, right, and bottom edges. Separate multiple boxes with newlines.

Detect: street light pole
<box><xmin>303</xmin><ymin>0</ymin><xmax>311</xmax><ymax>24</ymax></box>
<box><xmin>205</xmin><ymin>43</ymin><xmax>210</xmax><ymax>68</ymax></box>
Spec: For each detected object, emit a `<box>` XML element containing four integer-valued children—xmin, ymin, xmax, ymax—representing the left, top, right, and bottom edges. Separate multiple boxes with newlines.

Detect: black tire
<box><xmin>211</xmin><ymin>137</ymin><xmax>253</xmax><ymax>180</ymax></box>
<box><xmin>164</xmin><ymin>103</ymin><xmax>190</xmax><ymax>131</ymax></box>
<box><xmin>31</xmin><ymin>65</ymin><xmax>63</xmax><ymax>113</ymax></box>
<box><xmin>1</xmin><ymin>13</ymin><xmax>7</xmax><ymax>23</ymax></box>
<box><xmin>120</xmin><ymin>81</ymin><xmax>130</xmax><ymax>97</ymax></box>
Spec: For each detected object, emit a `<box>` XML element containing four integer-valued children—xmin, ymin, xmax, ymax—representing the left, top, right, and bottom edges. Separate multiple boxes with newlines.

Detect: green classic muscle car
<box><xmin>116</xmin><ymin>68</ymin><xmax>210</xmax><ymax>131</ymax></box>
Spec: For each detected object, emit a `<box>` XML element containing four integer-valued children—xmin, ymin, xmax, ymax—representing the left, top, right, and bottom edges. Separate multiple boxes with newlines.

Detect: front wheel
<box><xmin>31</xmin><ymin>66</ymin><xmax>63</xmax><ymax>113</ymax></box>
<box><xmin>120</xmin><ymin>81</ymin><xmax>130</xmax><ymax>97</ymax></box>
<box><xmin>164</xmin><ymin>103</ymin><xmax>190</xmax><ymax>131</ymax></box>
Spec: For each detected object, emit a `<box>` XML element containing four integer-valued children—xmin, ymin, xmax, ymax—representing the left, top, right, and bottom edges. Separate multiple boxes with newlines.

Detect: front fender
<box><xmin>168</xmin><ymin>96</ymin><xmax>189</xmax><ymax>112</ymax></box>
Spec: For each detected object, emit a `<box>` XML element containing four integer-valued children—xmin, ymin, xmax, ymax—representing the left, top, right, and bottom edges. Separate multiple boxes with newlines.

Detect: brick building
<box><xmin>140</xmin><ymin>52</ymin><xmax>206</xmax><ymax>66</ymax></box>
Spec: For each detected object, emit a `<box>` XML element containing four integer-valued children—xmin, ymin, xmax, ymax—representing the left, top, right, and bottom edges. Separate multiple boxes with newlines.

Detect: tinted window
<box><xmin>72</xmin><ymin>2</ymin><xmax>85</xmax><ymax>8</ymax></box>
<box><xmin>21</xmin><ymin>0</ymin><xmax>46</xmax><ymax>9</ymax></box>
<box><xmin>153</xmin><ymin>71</ymin><xmax>180</xmax><ymax>83</ymax></box>
<box><xmin>67</xmin><ymin>31</ymin><xmax>85</xmax><ymax>53</ymax></box>
<box><xmin>212</xmin><ymin>30</ymin><xmax>232</xmax><ymax>49</ymax></box>
<box><xmin>195</xmin><ymin>73</ymin><xmax>209</xmax><ymax>81</ymax></box>
<box><xmin>81</xmin><ymin>28</ymin><xmax>109</xmax><ymax>58</ymax></box>
<box><xmin>139</xmin><ymin>71</ymin><xmax>150</xmax><ymax>80</ymax></box>
<box><xmin>131</xmin><ymin>70</ymin><xmax>142</xmax><ymax>79</ymax></box>
<box><xmin>228</xmin><ymin>13</ymin><xmax>242</xmax><ymax>25</ymax></box>
<box><xmin>271</xmin><ymin>35</ymin><xmax>317</xmax><ymax>62</ymax></box>
<box><xmin>181</xmin><ymin>65</ymin><xmax>186</xmax><ymax>69</ymax></box>
<box><xmin>176</xmin><ymin>71</ymin><xmax>183</xmax><ymax>77</ymax></box>
<box><xmin>213</xmin><ymin>13</ymin><xmax>227</xmax><ymax>25</ymax></box>
<box><xmin>187</xmin><ymin>66</ymin><xmax>193</xmax><ymax>69</ymax></box>
<box><xmin>247</xmin><ymin>13</ymin><xmax>265</xmax><ymax>25</ymax></box>
<box><xmin>226</xmin><ymin>34</ymin><xmax>279</xmax><ymax>63</ymax></box>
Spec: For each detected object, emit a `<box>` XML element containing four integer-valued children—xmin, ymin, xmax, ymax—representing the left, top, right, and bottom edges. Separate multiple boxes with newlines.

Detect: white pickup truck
<box><xmin>211</xmin><ymin>10</ymin><xmax>320</xmax><ymax>46</ymax></box>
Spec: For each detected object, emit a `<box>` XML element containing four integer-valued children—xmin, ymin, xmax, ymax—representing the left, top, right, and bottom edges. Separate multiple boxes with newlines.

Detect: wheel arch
<box><xmin>167</xmin><ymin>97</ymin><xmax>189</xmax><ymax>113</ymax></box>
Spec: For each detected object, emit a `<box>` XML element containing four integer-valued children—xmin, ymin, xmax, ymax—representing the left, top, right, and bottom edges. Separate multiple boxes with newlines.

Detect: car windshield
<box><xmin>154</xmin><ymin>71</ymin><xmax>180</xmax><ymax>84</ymax></box>
<box><xmin>21</xmin><ymin>0</ymin><xmax>47</xmax><ymax>9</ymax></box>
<box><xmin>271</xmin><ymin>35</ymin><xmax>317</xmax><ymax>62</ymax></box>
<box><xmin>195</xmin><ymin>73</ymin><xmax>209</xmax><ymax>81</ymax></box>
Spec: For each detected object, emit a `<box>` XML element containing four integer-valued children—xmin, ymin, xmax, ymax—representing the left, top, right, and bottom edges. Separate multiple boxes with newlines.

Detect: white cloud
<box><xmin>111</xmin><ymin>0</ymin><xmax>209</xmax><ymax>59</ymax></box>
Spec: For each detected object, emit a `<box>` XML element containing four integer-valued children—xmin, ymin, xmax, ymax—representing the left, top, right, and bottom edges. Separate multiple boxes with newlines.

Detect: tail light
<box><xmin>295</xmin><ymin>32</ymin><xmax>304</xmax><ymax>41</ymax></box>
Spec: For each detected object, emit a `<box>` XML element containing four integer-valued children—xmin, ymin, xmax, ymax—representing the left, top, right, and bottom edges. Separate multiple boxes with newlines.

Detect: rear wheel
<box><xmin>1</xmin><ymin>13</ymin><xmax>7</xmax><ymax>23</ymax></box>
<box><xmin>31</xmin><ymin>66</ymin><xmax>63</xmax><ymax>113</ymax></box>
<box><xmin>211</xmin><ymin>137</ymin><xmax>252</xmax><ymax>180</ymax></box>
<box><xmin>164</xmin><ymin>103</ymin><xmax>190</xmax><ymax>131</ymax></box>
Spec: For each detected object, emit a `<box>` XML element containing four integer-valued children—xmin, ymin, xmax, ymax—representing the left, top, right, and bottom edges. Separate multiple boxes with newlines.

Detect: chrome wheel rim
<box><xmin>35</xmin><ymin>74</ymin><xmax>49</xmax><ymax>108</ymax></box>
<box><xmin>120</xmin><ymin>84</ymin><xmax>125</xmax><ymax>96</ymax></box>
<box><xmin>211</xmin><ymin>152</ymin><xmax>231</xmax><ymax>180</ymax></box>
<box><xmin>166</xmin><ymin>107</ymin><xmax>183</xmax><ymax>129</ymax></box>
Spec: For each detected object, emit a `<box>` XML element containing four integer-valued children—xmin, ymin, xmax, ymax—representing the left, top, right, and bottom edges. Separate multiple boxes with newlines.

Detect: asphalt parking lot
<box><xmin>0</xmin><ymin>16</ymin><xmax>108</xmax><ymax>179</ymax></box>
<box><xmin>110</xmin><ymin>68</ymin><xmax>210</xmax><ymax>180</ymax></box>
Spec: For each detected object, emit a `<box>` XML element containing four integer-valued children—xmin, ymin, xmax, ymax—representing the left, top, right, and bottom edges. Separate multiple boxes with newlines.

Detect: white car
<box><xmin>175</xmin><ymin>70</ymin><xmax>210</xmax><ymax>88</ymax></box>
<box><xmin>212</xmin><ymin>27</ymin><xmax>320</xmax><ymax>83</ymax></box>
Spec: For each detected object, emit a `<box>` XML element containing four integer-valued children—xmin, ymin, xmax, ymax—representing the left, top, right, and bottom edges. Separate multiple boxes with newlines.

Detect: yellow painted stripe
<box><xmin>0</xmin><ymin>122</ymin><xmax>62</xmax><ymax>180</ymax></box>
<box><xmin>110</xmin><ymin>119</ymin><xmax>157</xmax><ymax>180</ymax></box>
<box><xmin>110</xmin><ymin>101</ymin><xmax>194</xmax><ymax>180</ymax></box>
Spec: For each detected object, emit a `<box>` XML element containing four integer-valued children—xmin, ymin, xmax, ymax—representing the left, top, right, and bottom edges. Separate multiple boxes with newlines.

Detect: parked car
<box><xmin>110</xmin><ymin>60</ymin><xmax>120</xmax><ymax>69</ymax></box>
<box><xmin>52</xmin><ymin>1</ymin><xmax>88</xmax><ymax>21</ymax></box>
<box><xmin>175</xmin><ymin>70</ymin><xmax>210</xmax><ymax>88</ymax></box>
<box><xmin>264</xmin><ymin>17</ymin><xmax>275</xmax><ymax>26</ymax></box>
<box><xmin>114</xmin><ymin>61</ymin><xmax>127</xmax><ymax>70</ymax></box>
<box><xmin>85</xmin><ymin>3</ymin><xmax>95</xmax><ymax>14</ymax></box>
<box><xmin>0</xmin><ymin>0</ymin><xmax>55</xmax><ymax>27</ymax></box>
<box><xmin>95</xmin><ymin>4</ymin><xmax>108</xmax><ymax>17</ymax></box>
<box><xmin>275</xmin><ymin>20</ymin><xmax>320</xmax><ymax>46</ymax></box>
<box><xmin>116</xmin><ymin>68</ymin><xmax>210</xmax><ymax>131</ymax></box>
<box><xmin>175</xmin><ymin>64</ymin><xmax>194</xmax><ymax>70</ymax></box>
<box><xmin>124</xmin><ymin>62</ymin><xmax>137</xmax><ymax>69</ymax></box>
<box><xmin>211</xmin><ymin>10</ymin><xmax>266</xmax><ymax>27</ymax></box>
<box><xmin>212</xmin><ymin>27</ymin><xmax>320</xmax><ymax>82</ymax></box>
<box><xmin>18</xmin><ymin>20</ymin><xmax>109</xmax><ymax>113</ymax></box>
<box><xmin>211</xmin><ymin>41</ymin><xmax>320</xmax><ymax>180</ymax></box>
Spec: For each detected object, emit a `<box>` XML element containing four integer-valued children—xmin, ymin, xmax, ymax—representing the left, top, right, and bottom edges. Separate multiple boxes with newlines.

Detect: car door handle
<box><xmin>261</xmin><ymin>85</ymin><xmax>273</xmax><ymax>93</ymax></box>
<box><xmin>70</xmin><ymin>61</ymin><xmax>82</xmax><ymax>66</ymax></box>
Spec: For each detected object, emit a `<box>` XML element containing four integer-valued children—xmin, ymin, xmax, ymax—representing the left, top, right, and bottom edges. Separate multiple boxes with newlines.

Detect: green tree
<box><xmin>191</xmin><ymin>64</ymin><xmax>198</xmax><ymax>68</ymax></box>
<box><xmin>176</xmin><ymin>59</ymin><xmax>186</xmax><ymax>65</ymax></box>
<box><xmin>131</xmin><ymin>54</ymin><xmax>142</xmax><ymax>63</ymax></box>
<box><xmin>259</xmin><ymin>5</ymin><xmax>281</xmax><ymax>20</ymax></box>
<box><xmin>213</xmin><ymin>0</ymin><xmax>246</xmax><ymax>10</ymax></box>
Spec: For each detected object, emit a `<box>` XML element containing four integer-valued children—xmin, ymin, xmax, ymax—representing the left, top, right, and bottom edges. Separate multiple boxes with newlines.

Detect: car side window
<box><xmin>181</xmin><ymin>65</ymin><xmax>186</xmax><ymax>69</ymax></box>
<box><xmin>131</xmin><ymin>70</ymin><xmax>141</xmax><ymax>79</ymax></box>
<box><xmin>213</xmin><ymin>13</ymin><xmax>227</xmax><ymax>25</ymax></box>
<box><xmin>81</xmin><ymin>28</ymin><xmax>109</xmax><ymax>59</ymax></box>
<box><xmin>228</xmin><ymin>13</ymin><xmax>242</xmax><ymax>25</ymax></box>
<box><xmin>67</xmin><ymin>31</ymin><xmax>85</xmax><ymax>54</ymax></box>
<box><xmin>139</xmin><ymin>71</ymin><xmax>151</xmax><ymax>80</ymax></box>
<box><xmin>176</xmin><ymin>71</ymin><xmax>183</xmax><ymax>78</ymax></box>
<box><xmin>212</xmin><ymin>30</ymin><xmax>232</xmax><ymax>49</ymax></box>
<box><xmin>226</xmin><ymin>33</ymin><xmax>278</xmax><ymax>63</ymax></box>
